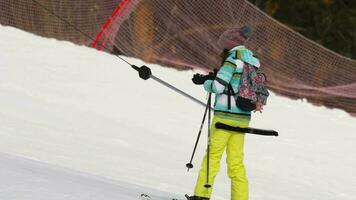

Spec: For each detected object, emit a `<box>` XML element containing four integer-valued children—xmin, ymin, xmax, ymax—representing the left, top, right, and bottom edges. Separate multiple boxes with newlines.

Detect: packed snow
<box><xmin>0</xmin><ymin>25</ymin><xmax>356</xmax><ymax>200</ymax></box>
<box><xmin>0</xmin><ymin>152</ymin><xmax>175</xmax><ymax>200</ymax></box>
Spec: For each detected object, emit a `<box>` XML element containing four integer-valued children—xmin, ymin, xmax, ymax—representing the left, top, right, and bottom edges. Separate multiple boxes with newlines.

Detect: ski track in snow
<box><xmin>0</xmin><ymin>25</ymin><xmax>356</xmax><ymax>200</ymax></box>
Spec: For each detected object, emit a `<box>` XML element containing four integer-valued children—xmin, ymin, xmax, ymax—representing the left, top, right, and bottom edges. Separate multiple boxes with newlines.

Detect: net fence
<box><xmin>1</xmin><ymin>0</ymin><xmax>355</xmax><ymax>116</ymax></box>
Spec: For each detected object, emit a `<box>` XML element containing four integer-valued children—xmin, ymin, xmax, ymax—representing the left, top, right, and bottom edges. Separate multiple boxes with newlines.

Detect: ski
<box><xmin>140</xmin><ymin>193</ymin><xmax>179</xmax><ymax>200</ymax></box>
<box><xmin>215</xmin><ymin>122</ymin><xmax>278</xmax><ymax>136</ymax></box>
<box><xmin>140</xmin><ymin>193</ymin><xmax>151</xmax><ymax>200</ymax></box>
<box><xmin>184</xmin><ymin>194</ymin><xmax>210</xmax><ymax>200</ymax></box>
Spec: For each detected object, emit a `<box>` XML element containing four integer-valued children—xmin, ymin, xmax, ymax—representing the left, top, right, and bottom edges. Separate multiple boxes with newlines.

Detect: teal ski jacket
<box><xmin>203</xmin><ymin>45</ymin><xmax>261</xmax><ymax>121</ymax></box>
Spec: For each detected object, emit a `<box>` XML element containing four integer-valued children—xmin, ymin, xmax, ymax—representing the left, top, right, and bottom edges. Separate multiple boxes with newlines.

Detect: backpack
<box><xmin>234</xmin><ymin>63</ymin><xmax>269</xmax><ymax>111</ymax></box>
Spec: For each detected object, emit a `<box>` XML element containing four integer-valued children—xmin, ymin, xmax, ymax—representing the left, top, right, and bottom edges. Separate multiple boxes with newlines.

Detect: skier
<box><xmin>187</xmin><ymin>25</ymin><xmax>269</xmax><ymax>200</ymax></box>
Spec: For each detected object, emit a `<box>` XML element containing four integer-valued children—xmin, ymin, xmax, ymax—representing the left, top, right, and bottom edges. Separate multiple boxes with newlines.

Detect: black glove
<box><xmin>192</xmin><ymin>70</ymin><xmax>216</xmax><ymax>85</ymax></box>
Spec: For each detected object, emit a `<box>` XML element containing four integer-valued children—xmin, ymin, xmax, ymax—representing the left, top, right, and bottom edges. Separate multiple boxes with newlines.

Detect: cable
<box><xmin>31</xmin><ymin>0</ymin><xmax>132</xmax><ymax>67</ymax></box>
<box><xmin>30</xmin><ymin>0</ymin><xmax>209</xmax><ymax>108</ymax></box>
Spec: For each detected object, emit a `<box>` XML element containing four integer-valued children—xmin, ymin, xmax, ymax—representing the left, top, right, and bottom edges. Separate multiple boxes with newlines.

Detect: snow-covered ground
<box><xmin>0</xmin><ymin>152</ymin><xmax>174</xmax><ymax>200</ymax></box>
<box><xmin>0</xmin><ymin>25</ymin><xmax>356</xmax><ymax>200</ymax></box>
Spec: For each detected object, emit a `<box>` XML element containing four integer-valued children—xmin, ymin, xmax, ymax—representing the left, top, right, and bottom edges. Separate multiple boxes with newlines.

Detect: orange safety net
<box><xmin>1</xmin><ymin>0</ymin><xmax>355</xmax><ymax>116</ymax></box>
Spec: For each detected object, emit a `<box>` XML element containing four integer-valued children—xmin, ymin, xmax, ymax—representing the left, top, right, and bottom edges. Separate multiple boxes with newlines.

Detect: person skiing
<box><xmin>187</xmin><ymin>25</ymin><xmax>269</xmax><ymax>200</ymax></box>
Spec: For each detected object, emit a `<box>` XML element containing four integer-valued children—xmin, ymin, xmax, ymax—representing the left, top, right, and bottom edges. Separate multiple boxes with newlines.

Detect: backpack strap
<box><xmin>227</xmin><ymin>83</ymin><xmax>235</xmax><ymax>110</ymax></box>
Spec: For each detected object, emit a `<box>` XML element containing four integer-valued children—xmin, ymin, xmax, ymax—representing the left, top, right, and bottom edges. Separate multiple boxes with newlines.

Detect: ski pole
<box><xmin>186</xmin><ymin>93</ymin><xmax>211</xmax><ymax>171</ymax></box>
<box><xmin>204</xmin><ymin>92</ymin><xmax>212</xmax><ymax>188</ymax></box>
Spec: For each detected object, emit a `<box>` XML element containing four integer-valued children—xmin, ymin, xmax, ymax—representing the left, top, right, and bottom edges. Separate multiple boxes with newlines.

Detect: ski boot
<box><xmin>185</xmin><ymin>194</ymin><xmax>209</xmax><ymax>200</ymax></box>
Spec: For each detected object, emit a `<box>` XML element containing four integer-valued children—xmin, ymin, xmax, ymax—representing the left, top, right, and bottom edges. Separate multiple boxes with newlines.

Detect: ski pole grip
<box><xmin>132</xmin><ymin>65</ymin><xmax>152</xmax><ymax>80</ymax></box>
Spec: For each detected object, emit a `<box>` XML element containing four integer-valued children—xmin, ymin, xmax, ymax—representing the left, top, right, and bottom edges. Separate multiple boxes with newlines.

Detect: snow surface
<box><xmin>0</xmin><ymin>25</ymin><xmax>356</xmax><ymax>200</ymax></box>
<box><xmin>0</xmin><ymin>152</ymin><xmax>174</xmax><ymax>200</ymax></box>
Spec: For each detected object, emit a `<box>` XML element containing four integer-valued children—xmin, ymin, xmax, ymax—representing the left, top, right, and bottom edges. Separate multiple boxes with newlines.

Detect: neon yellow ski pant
<box><xmin>194</xmin><ymin>116</ymin><xmax>249</xmax><ymax>200</ymax></box>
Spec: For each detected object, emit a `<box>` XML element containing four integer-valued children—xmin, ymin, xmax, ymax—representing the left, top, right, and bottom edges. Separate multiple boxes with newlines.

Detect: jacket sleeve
<box><xmin>203</xmin><ymin>57</ymin><xmax>236</xmax><ymax>94</ymax></box>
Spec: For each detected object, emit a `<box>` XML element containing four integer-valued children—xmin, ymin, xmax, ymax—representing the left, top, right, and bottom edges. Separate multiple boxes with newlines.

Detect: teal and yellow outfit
<box><xmin>194</xmin><ymin>46</ymin><xmax>260</xmax><ymax>200</ymax></box>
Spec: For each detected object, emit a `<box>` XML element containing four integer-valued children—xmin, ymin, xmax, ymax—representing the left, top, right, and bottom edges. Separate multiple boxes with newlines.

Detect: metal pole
<box><xmin>204</xmin><ymin>93</ymin><xmax>212</xmax><ymax>188</ymax></box>
<box><xmin>150</xmin><ymin>75</ymin><xmax>208</xmax><ymax>108</ymax></box>
<box><xmin>186</xmin><ymin>94</ymin><xmax>211</xmax><ymax>171</ymax></box>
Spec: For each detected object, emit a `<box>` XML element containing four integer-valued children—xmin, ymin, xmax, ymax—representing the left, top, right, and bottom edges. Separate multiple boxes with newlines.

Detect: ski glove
<box><xmin>192</xmin><ymin>70</ymin><xmax>217</xmax><ymax>85</ymax></box>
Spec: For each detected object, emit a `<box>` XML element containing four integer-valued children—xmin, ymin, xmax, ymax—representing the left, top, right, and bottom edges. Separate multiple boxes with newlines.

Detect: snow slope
<box><xmin>0</xmin><ymin>25</ymin><xmax>356</xmax><ymax>200</ymax></box>
<box><xmin>0</xmin><ymin>152</ymin><xmax>175</xmax><ymax>200</ymax></box>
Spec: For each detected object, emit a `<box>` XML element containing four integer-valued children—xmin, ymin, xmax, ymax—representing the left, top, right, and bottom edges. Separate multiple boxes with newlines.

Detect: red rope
<box><xmin>92</xmin><ymin>0</ymin><xmax>133</xmax><ymax>49</ymax></box>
